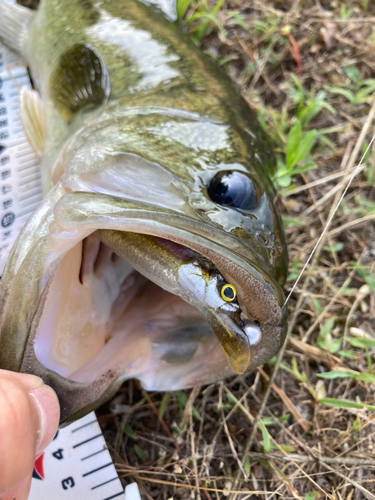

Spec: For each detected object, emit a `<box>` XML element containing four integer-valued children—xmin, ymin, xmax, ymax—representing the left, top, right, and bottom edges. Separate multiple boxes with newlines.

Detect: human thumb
<box><xmin>0</xmin><ymin>370</ymin><xmax>60</xmax><ymax>500</ymax></box>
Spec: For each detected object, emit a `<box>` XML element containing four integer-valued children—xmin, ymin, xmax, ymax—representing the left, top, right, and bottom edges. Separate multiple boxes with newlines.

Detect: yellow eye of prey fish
<box><xmin>221</xmin><ymin>284</ymin><xmax>237</xmax><ymax>302</ymax></box>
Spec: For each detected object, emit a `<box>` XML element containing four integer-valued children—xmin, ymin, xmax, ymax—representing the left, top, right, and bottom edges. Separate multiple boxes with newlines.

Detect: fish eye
<box><xmin>208</xmin><ymin>171</ymin><xmax>260</xmax><ymax>209</ymax></box>
<box><xmin>221</xmin><ymin>284</ymin><xmax>237</xmax><ymax>302</ymax></box>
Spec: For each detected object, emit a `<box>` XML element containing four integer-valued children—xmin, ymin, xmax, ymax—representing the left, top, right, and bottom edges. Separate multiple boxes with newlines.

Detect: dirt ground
<box><xmin>18</xmin><ymin>0</ymin><xmax>375</xmax><ymax>498</ymax></box>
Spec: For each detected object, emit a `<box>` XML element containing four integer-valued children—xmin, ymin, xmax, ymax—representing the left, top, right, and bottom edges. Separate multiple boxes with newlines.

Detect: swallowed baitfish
<box><xmin>0</xmin><ymin>0</ymin><xmax>288</xmax><ymax>424</ymax></box>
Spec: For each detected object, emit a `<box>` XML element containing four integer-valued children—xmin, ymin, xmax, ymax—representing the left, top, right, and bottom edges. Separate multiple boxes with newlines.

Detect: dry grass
<box><xmin>97</xmin><ymin>1</ymin><xmax>375</xmax><ymax>498</ymax></box>
<box><xmin>20</xmin><ymin>0</ymin><xmax>375</xmax><ymax>497</ymax></box>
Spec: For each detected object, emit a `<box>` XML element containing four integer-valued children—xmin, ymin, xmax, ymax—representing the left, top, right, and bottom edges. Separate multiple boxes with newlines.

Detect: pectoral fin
<box><xmin>19</xmin><ymin>86</ymin><xmax>45</xmax><ymax>158</ymax></box>
<box><xmin>49</xmin><ymin>44</ymin><xmax>110</xmax><ymax>120</ymax></box>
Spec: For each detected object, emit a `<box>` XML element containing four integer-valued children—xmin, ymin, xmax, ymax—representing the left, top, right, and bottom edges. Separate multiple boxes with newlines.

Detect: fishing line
<box><xmin>284</xmin><ymin>132</ymin><xmax>375</xmax><ymax>307</ymax></box>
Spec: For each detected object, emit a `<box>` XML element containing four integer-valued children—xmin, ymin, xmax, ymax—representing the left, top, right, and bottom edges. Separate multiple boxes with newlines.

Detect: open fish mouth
<box><xmin>33</xmin><ymin>232</ymin><xmax>253</xmax><ymax>381</ymax></box>
<box><xmin>0</xmin><ymin>190</ymin><xmax>286</xmax><ymax>422</ymax></box>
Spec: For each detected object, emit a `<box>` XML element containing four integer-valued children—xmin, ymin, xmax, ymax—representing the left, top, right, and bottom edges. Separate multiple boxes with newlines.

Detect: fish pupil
<box><xmin>223</xmin><ymin>286</ymin><xmax>234</xmax><ymax>299</ymax></box>
<box><xmin>207</xmin><ymin>171</ymin><xmax>258</xmax><ymax>209</ymax></box>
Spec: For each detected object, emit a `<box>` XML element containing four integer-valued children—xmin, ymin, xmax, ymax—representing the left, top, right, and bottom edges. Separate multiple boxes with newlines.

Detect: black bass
<box><xmin>0</xmin><ymin>0</ymin><xmax>288</xmax><ymax>423</ymax></box>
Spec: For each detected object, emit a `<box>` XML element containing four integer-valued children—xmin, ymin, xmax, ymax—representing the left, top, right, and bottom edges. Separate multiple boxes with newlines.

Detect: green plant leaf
<box><xmin>292</xmin><ymin>130</ymin><xmax>317</xmax><ymax>167</ymax></box>
<box><xmin>311</xmin><ymin>297</ymin><xmax>322</xmax><ymax>315</ymax></box>
<box><xmin>123</xmin><ymin>423</ymin><xmax>137</xmax><ymax>440</ymax></box>
<box><xmin>286</xmin><ymin>121</ymin><xmax>302</xmax><ymax>169</ymax></box>
<box><xmin>282</xmin><ymin>217</ymin><xmax>303</xmax><ymax>227</ymax></box>
<box><xmin>318</xmin><ymin>370</ymin><xmax>375</xmax><ymax>382</ymax></box>
<box><xmin>243</xmin><ymin>456</ymin><xmax>251</xmax><ymax>475</ymax></box>
<box><xmin>344</xmin><ymin>66</ymin><xmax>361</xmax><ymax>85</ymax></box>
<box><xmin>323</xmin><ymin>242</ymin><xmax>344</xmax><ymax>254</ymax></box>
<box><xmin>324</xmin><ymin>85</ymin><xmax>355</xmax><ymax>104</ymax></box>
<box><xmin>318</xmin><ymin>371</ymin><xmax>357</xmax><ymax>379</ymax></box>
<box><xmin>319</xmin><ymin>398</ymin><xmax>375</xmax><ymax>411</ymax></box>
<box><xmin>321</xmin><ymin>317</ymin><xmax>335</xmax><ymax>338</ymax></box>
<box><xmin>176</xmin><ymin>0</ymin><xmax>193</xmax><ymax>20</ymax></box>
<box><xmin>348</xmin><ymin>337</ymin><xmax>375</xmax><ymax>349</ymax></box>
<box><xmin>258</xmin><ymin>420</ymin><xmax>271</xmax><ymax>452</ymax></box>
<box><xmin>277</xmin><ymin>174</ymin><xmax>292</xmax><ymax>187</ymax></box>
<box><xmin>191</xmin><ymin>405</ymin><xmax>202</xmax><ymax>422</ymax></box>
<box><xmin>134</xmin><ymin>444</ymin><xmax>146</xmax><ymax>461</ymax></box>
<box><xmin>261</xmin><ymin>418</ymin><xmax>277</xmax><ymax>426</ymax></box>
<box><xmin>339</xmin><ymin>350</ymin><xmax>357</xmax><ymax>359</ymax></box>
<box><xmin>304</xmin><ymin>492</ymin><xmax>323</xmax><ymax>500</ymax></box>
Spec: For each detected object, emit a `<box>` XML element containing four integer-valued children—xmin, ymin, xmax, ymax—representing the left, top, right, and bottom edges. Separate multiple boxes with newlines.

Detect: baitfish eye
<box><xmin>208</xmin><ymin>171</ymin><xmax>260</xmax><ymax>209</ymax></box>
<box><xmin>221</xmin><ymin>284</ymin><xmax>237</xmax><ymax>302</ymax></box>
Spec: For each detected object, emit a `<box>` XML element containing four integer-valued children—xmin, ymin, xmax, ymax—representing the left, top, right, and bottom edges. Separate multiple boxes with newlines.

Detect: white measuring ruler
<box><xmin>29</xmin><ymin>412</ymin><xmax>131</xmax><ymax>500</ymax></box>
<box><xmin>0</xmin><ymin>2</ymin><xmax>140</xmax><ymax>498</ymax></box>
<box><xmin>0</xmin><ymin>39</ymin><xmax>42</xmax><ymax>276</ymax></box>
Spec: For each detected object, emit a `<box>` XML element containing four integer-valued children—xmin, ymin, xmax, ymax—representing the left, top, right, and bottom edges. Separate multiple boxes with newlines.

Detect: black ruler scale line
<box><xmin>82</xmin><ymin>448</ymin><xmax>108</xmax><ymax>461</ymax></box>
<box><xmin>92</xmin><ymin>477</ymin><xmax>119</xmax><ymax>490</ymax></box>
<box><xmin>71</xmin><ymin>419</ymin><xmax>98</xmax><ymax>433</ymax></box>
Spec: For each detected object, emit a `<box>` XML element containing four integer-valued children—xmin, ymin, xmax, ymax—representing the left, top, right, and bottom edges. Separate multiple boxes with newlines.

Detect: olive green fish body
<box><xmin>0</xmin><ymin>0</ymin><xmax>288</xmax><ymax>423</ymax></box>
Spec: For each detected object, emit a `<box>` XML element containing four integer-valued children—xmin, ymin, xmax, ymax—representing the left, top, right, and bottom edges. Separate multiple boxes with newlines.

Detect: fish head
<box><xmin>0</xmin><ymin>105</ymin><xmax>288</xmax><ymax>423</ymax></box>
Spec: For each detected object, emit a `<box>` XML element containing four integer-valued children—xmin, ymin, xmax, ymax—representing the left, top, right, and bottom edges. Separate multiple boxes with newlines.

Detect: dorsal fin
<box><xmin>19</xmin><ymin>86</ymin><xmax>45</xmax><ymax>159</ymax></box>
<box><xmin>49</xmin><ymin>44</ymin><xmax>110</xmax><ymax>121</ymax></box>
<box><xmin>0</xmin><ymin>1</ymin><xmax>34</xmax><ymax>56</ymax></box>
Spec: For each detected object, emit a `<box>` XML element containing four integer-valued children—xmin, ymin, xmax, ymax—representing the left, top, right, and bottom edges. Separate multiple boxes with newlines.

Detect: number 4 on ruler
<box><xmin>29</xmin><ymin>412</ymin><xmax>141</xmax><ymax>500</ymax></box>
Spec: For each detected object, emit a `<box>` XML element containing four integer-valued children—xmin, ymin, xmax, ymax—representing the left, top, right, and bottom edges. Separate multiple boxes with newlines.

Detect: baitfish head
<box><xmin>0</xmin><ymin>0</ymin><xmax>288</xmax><ymax>424</ymax></box>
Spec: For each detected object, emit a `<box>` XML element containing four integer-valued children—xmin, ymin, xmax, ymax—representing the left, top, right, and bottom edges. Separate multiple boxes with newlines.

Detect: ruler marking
<box><xmin>20</xmin><ymin>201</ymin><xmax>42</xmax><ymax>211</ymax></box>
<box><xmin>17</xmin><ymin>202</ymin><xmax>40</xmax><ymax>218</ymax></box>
<box><xmin>16</xmin><ymin>150</ymin><xmax>35</xmax><ymax>160</ymax></box>
<box><xmin>82</xmin><ymin>462</ymin><xmax>112</xmax><ymax>477</ymax></box>
<box><xmin>20</xmin><ymin>202</ymin><xmax>42</xmax><ymax>212</ymax></box>
<box><xmin>20</xmin><ymin>184</ymin><xmax>42</xmax><ymax>192</ymax></box>
<box><xmin>17</xmin><ymin>158</ymin><xmax>38</xmax><ymax>166</ymax></box>
<box><xmin>102</xmin><ymin>492</ymin><xmax>124</xmax><ymax>500</ymax></box>
<box><xmin>19</xmin><ymin>176</ymin><xmax>42</xmax><ymax>186</ymax></box>
<box><xmin>82</xmin><ymin>448</ymin><xmax>107</xmax><ymax>461</ymax></box>
<box><xmin>19</xmin><ymin>178</ymin><xmax>41</xmax><ymax>187</ymax></box>
<box><xmin>14</xmin><ymin>141</ymin><xmax>31</xmax><ymax>150</ymax></box>
<box><xmin>92</xmin><ymin>477</ymin><xmax>118</xmax><ymax>490</ymax></box>
<box><xmin>0</xmin><ymin>74</ymin><xmax>29</xmax><ymax>84</ymax></box>
<box><xmin>73</xmin><ymin>433</ymin><xmax>102</xmax><ymax>448</ymax></box>
<box><xmin>17</xmin><ymin>210</ymin><xmax>34</xmax><ymax>218</ymax></box>
<box><xmin>17</xmin><ymin>163</ymin><xmax>39</xmax><ymax>173</ymax></box>
<box><xmin>19</xmin><ymin>189</ymin><xmax>42</xmax><ymax>202</ymax></box>
<box><xmin>72</xmin><ymin>419</ymin><xmax>98</xmax><ymax>433</ymax></box>
<box><xmin>8</xmin><ymin>138</ymin><xmax>26</xmax><ymax>147</ymax></box>
<box><xmin>17</xmin><ymin>159</ymin><xmax>38</xmax><ymax>165</ymax></box>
